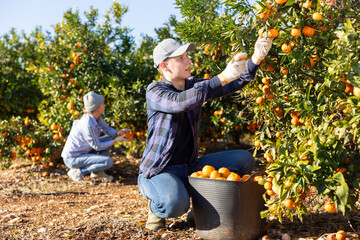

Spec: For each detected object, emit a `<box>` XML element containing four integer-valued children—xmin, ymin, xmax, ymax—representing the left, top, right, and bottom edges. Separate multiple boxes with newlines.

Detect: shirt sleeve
<box><xmin>209</xmin><ymin>58</ymin><xmax>259</xmax><ymax>99</ymax></box>
<box><xmin>97</xmin><ymin>116</ymin><xmax>118</xmax><ymax>138</ymax></box>
<box><xmin>146</xmin><ymin>77</ymin><xmax>223</xmax><ymax>114</ymax></box>
<box><xmin>86</xmin><ymin>118</ymin><xmax>114</xmax><ymax>151</ymax></box>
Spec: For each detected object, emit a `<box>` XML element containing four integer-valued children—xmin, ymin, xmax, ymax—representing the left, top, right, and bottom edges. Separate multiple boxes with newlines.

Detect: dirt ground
<box><xmin>0</xmin><ymin>142</ymin><xmax>359</xmax><ymax>240</ymax></box>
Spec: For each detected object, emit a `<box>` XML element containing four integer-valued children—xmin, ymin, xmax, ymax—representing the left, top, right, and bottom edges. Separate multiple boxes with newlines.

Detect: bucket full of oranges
<box><xmin>189</xmin><ymin>165</ymin><xmax>266</xmax><ymax>240</ymax></box>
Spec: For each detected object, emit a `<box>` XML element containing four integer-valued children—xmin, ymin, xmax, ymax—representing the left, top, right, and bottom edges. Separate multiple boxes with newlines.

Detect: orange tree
<box><xmin>175</xmin><ymin>0</ymin><xmax>360</xmax><ymax>221</ymax></box>
<box><xmin>0</xmin><ymin>29</ymin><xmax>43</xmax><ymax>119</ymax></box>
<box><xmin>173</xmin><ymin>1</ymin><xmax>257</xmax><ymax>148</ymax></box>
<box><xmin>0</xmin><ymin>3</ymin><xmax>158</xmax><ymax>168</ymax></box>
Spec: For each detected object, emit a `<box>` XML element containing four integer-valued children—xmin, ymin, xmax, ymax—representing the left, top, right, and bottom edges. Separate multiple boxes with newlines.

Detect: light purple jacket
<box><xmin>61</xmin><ymin>114</ymin><xmax>118</xmax><ymax>158</ymax></box>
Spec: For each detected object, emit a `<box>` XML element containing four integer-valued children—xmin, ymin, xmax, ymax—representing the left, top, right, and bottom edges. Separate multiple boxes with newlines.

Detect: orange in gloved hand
<box><xmin>234</xmin><ymin>52</ymin><xmax>247</xmax><ymax>61</ymax></box>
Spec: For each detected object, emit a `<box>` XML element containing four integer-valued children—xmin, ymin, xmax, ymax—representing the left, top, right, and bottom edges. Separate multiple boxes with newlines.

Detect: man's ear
<box><xmin>159</xmin><ymin>62</ymin><xmax>168</xmax><ymax>71</ymax></box>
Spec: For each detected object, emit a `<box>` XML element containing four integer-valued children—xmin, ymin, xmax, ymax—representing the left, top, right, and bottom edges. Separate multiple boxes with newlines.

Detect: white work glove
<box><xmin>114</xmin><ymin>135</ymin><xmax>128</xmax><ymax>143</ymax></box>
<box><xmin>114</xmin><ymin>129</ymin><xmax>133</xmax><ymax>143</ymax></box>
<box><xmin>254</xmin><ymin>36</ymin><xmax>273</xmax><ymax>61</ymax></box>
<box><xmin>117</xmin><ymin>129</ymin><xmax>131</xmax><ymax>136</ymax></box>
<box><xmin>219</xmin><ymin>52</ymin><xmax>248</xmax><ymax>83</ymax></box>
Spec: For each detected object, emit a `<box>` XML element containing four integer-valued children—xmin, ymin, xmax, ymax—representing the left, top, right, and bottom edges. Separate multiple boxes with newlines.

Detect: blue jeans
<box><xmin>63</xmin><ymin>136</ymin><xmax>114</xmax><ymax>176</ymax></box>
<box><xmin>138</xmin><ymin>150</ymin><xmax>255</xmax><ymax>218</ymax></box>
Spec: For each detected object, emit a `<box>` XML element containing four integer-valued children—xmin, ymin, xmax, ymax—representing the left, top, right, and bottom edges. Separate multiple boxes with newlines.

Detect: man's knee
<box><xmin>161</xmin><ymin>195</ymin><xmax>190</xmax><ymax>218</ymax></box>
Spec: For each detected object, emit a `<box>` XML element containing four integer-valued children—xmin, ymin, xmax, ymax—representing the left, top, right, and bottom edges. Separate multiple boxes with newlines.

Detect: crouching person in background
<box><xmin>61</xmin><ymin>91</ymin><xmax>132</xmax><ymax>182</ymax></box>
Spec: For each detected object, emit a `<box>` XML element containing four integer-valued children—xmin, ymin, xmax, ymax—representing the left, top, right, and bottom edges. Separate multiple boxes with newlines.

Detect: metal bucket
<box><xmin>188</xmin><ymin>172</ymin><xmax>266</xmax><ymax>240</ymax></box>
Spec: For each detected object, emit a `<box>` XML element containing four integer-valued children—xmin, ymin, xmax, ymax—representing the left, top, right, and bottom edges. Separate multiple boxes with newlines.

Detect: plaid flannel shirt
<box><xmin>139</xmin><ymin>59</ymin><xmax>259</xmax><ymax>178</ymax></box>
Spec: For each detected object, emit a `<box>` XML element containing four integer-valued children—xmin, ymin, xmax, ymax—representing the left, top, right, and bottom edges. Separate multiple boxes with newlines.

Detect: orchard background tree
<box><xmin>0</xmin><ymin>3</ymin><xmax>157</xmax><ymax>168</ymax></box>
<box><xmin>175</xmin><ymin>0</ymin><xmax>360</xmax><ymax>222</ymax></box>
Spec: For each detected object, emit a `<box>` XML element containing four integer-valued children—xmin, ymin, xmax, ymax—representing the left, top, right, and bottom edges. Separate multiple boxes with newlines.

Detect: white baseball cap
<box><xmin>153</xmin><ymin>38</ymin><xmax>196</xmax><ymax>68</ymax></box>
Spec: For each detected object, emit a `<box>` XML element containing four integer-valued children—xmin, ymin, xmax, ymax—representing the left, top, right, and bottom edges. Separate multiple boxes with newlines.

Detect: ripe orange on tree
<box><xmin>267</xmin><ymin>93</ymin><xmax>274</xmax><ymax>100</ymax></box>
<box><xmin>353</xmin><ymin>87</ymin><xmax>360</xmax><ymax>97</ymax></box>
<box><xmin>262</xmin><ymin>84</ymin><xmax>270</xmax><ymax>94</ymax></box>
<box><xmin>345</xmin><ymin>82</ymin><xmax>353</xmax><ymax>93</ymax></box>
<box><xmin>313</xmin><ymin>12</ymin><xmax>322</xmax><ymax>21</ymax></box>
<box><xmin>290</xmin><ymin>28</ymin><xmax>301</xmax><ymax>37</ymax></box>
<box><xmin>336</xmin><ymin>167</ymin><xmax>346</xmax><ymax>173</ymax></box>
<box><xmin>204</xmin><ymin>73</ymin><xmax>211</xmax><ymax>79</ymax></box>
<box><xmin>302</xmin><ymin>0</ymin><xmax>312</xmax><ymax>8</ymax></box>
<box><xmin>267</xmin><ymin>29</ymin><xmax>279</xmax><ymax>38</ymax></box>
<box><xmin>264</xmin><ymin>152</ymin><xmax>273</xmax><ymax>162</ymax></box>
<box><xmin>53</xmin><ymin>133</ymin><xmax>61</xmax><ymax>141</ymax></box>
<box><xmin>264</xmin><ymin>181</ymin><xmax>272</xmax><ymax>190</ymax></box>
<box><xmin>281</xmin><ymin>43</ymin><xmax>291</xmax><ymax>53</ymax></box>
<box><xmin>266</xmin><ymin>189</ymin><xmax>276</xmax><ymax>196</ymax></box>
<box><xmin>24</xmin><ymin>118</ymin><xmax>30</xmax><ymax>126</ymax></box>
<box><xmin>262</xmin><ymin>77</ymin><xmax>270</xmax><ymax>84</ymax></box>
<box><xmin>324</xmin><ymin>201</ymin><xmax>336</xmax><ymax>213</ymax></box>
<box><xmin>283</xmin><ymin>198</ymin><xmax>294</xmax><ymax>209</ymax></box>
<box><xmin>274</xmin><ymin>107</ymin><xmax>283</xmax><ymax>117</ymax></box>
<box><xmin>67</xmin><ymin>102</ymin><xmax>74</xmax><ymax>110</ymax></box>
<box><xmin>281</xmin><ymin>67</ymin><xmax>289</xmax><ymax>75</ymax></box>
<box><xmin>256</xmin><ymin>96</ymin><xmax>265</xmax><ymax>105</ymax></box>
<box><xmin>274</xmin><ymin>0</ymin><xmax>288</xmax><ymax>4</ymax></box>
<box><xmin>254</xmin><ymin>139</ymin><xmax>261</xmax><ymax>148</ymax></box>
<box><xmin>291</xmin><ymin>116</ymin><xmax>300</xmax><ymax>126</ymax></box>
<box><xmin>255</xmin><ymin>1</ymin><xmax>271</xmax><ymax>19</ymax></box>
<box><xmin>302</xmin><ymin>26</ymin><xmax>315</xmax><ymax>36</ymax></box>
<box><xmin>267</xmin><ymin>64</ymin><xmax>276</xmax><ymax>72</ymax></box>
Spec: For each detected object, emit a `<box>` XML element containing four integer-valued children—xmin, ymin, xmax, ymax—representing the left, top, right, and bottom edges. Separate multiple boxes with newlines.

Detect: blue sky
<box><xmin>0</xmin><ymin>0</ymin><xmax>182</xmax><ymax>44</ymax></box>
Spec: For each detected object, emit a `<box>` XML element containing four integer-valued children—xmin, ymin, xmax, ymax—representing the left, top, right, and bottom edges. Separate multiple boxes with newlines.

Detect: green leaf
<box><xmin>333</xmin><ymin>172</ymin><xmax>349</xmax><ymax>214</ymax></box>
<box><xmin>351</xmin><ymin>62</ymin><xmax>360</xmax><ymax>76</ymax></box>
<box><xmin>307</xmin><ymin>165</ymin><xmax>321</xmax><ymax>172</ymax></box>
<box><xmin>285</xmin><ymin>0</ymin><xmax>296</xmax><ymax>6</ymax></box>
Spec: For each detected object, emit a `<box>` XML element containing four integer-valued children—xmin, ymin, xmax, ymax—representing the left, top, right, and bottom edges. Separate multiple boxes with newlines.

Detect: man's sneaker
<box><xmin>90</xmin><ymin>171</ymin><xmax>114</xmax><ymax>180</ymax></box>
<box><xmin>67</xmin><ymin>168</ymin><xmax>84</xmax><ymax>182</ymax></box>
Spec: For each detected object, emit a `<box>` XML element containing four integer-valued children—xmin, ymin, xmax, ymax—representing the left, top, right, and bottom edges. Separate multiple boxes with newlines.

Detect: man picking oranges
<box><xmin>138</xmin><ymin>36</ymin><xmax>272</xmax><ymax>230</ymax></box>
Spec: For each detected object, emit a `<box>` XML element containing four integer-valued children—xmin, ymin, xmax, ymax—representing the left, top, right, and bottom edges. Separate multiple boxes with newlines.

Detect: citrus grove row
<box><xmin>1</xmin><ymin>0</ymin><xmax>359</xmax><ymax>222</ymax></box>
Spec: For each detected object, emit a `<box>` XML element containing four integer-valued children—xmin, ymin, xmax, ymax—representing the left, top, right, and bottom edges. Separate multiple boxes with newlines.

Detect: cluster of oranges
<box><xmin>255</xmin><ymin>77</ymin><xmax>274</xmax><ymax>105</ymax></box>
<box><xmin>119</xmin><ymin>130</ymin><xmax>135</xmax><ymax>140</ymax></box>
<box><xmin>66</xmin><ymin>101</ymin><xmax>81</xmax><ymax>118</ymax></box>
<box><xmin>50</xmin><ymin>123</ymin><xmax>64</xmax><ymax>142</ymax></box>
<box><xmin>190</xmin><ymin>165</ymin><xmax>253</xmax><ymax>181</ymax></box>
